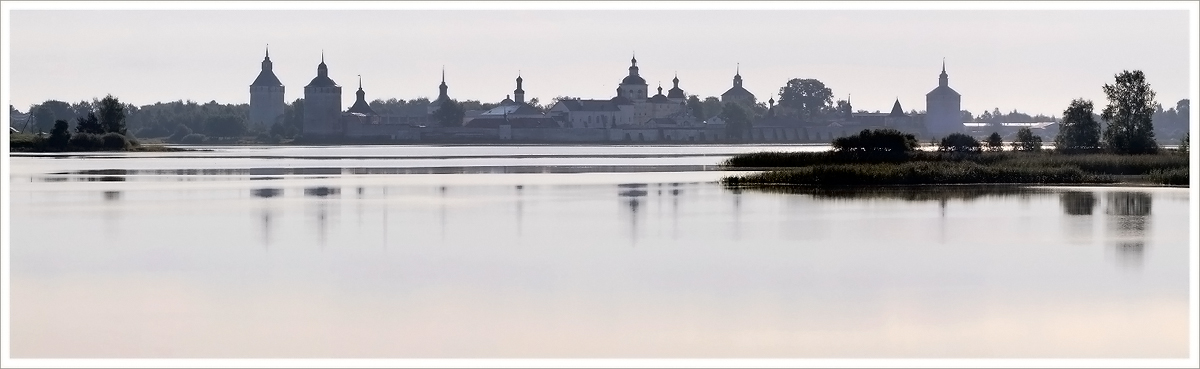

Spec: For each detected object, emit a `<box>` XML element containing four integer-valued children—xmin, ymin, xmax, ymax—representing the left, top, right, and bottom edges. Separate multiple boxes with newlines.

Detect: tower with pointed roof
<box><xmin>346</xmin><ymin>75</ymin><xmax>376</xmax><ymax>115</ymax></box>
<box><xmin>667</xmin><ymin>73</ymin><xmax>685</xmax><ymax>104</ymax></box>
<box><xmin>303</xmin><ymin>52</ymin><xmax>343</xmax><ymax>137</ymax></box>
<box><xmin>514</xmin><ymin>74</ymin><xmax>525</xmax><ymax>104</ymax></box>
<box><xmin>616</xmin><ymin>55</ymin><xmax>648</xmax><ymax>102</ymax></box>
<box><xmin>720</xmin><ymin>63</ymin><xmax>756</xmax><ymax>106</ymax></box>
<box><xmin>925</xmin><ymin>59</ymin><xmax>962</xmax><ymax>137</ymax></box>
<box><xmin>249</xmin><ymin>46</ymin><xmax>285</xmax><ymax>130</ymax></box>
<box><xmin>428</xmin><ymin>68</ymin><xmax>452</xmax><ymax>115</ymax></box>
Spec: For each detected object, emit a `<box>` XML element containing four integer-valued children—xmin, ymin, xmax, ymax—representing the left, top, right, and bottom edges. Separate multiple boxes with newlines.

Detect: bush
<box><xmin>1181</xmin><ymin>132</ymin><xmax>1190</xmax><ymax>155</ymax></box>
<box><xmin>722</xmin><ymin>161</ymin><xmax>1107</xmax><ymax>186</ymax></box>
<box><xmin>1012</xmin><ymin>127</ymin><xmax>1043</xmax><ymax>152</ymax></box>
<box><xmin>984</xmin><ymin>132</ymin><xmax>1004</xmax><ymax>152</ymax></box>
<box><xmin>101</xmin><ymin>132</ymin><xmax>130</xmax><ymax>150</ymax></box>
<box><xmin>938</xmin><ymin>133</ymin><xmax>982</xmax><ymax>153</ymax></box>
<box><xmin>9</xmin><ymin>133</ymin><xmax>45</xmax><ymax>150</ymax></box>
<box><xmin>833</xmin><ymin>129</ymin><xmax>918</xmax><ymax>154</ymax></box>
<box><xmin>48</xmin><ymin>120</ymin><xmax>71</xmax><ymax>149</ymax></box>
<box><xmin>68</xmin><ymin>133</ymin><xmax>103</xmax><ymax>150</ymax></box>
<box><xmin>180</xmin><ymin>133</ymin><xmax>207</xmax><ymax>144</ymax></box>
<box><xmin>1148</xmin><ymin>168</ymin><xmax>1189</xmax><ymax>186</ymax></box>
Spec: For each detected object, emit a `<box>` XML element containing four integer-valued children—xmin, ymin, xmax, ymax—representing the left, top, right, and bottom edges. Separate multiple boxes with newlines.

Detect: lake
<box><xmin>6</xmin><ymin>145</ymin><xmax>1191</xmax><ymax>358</ymax></box>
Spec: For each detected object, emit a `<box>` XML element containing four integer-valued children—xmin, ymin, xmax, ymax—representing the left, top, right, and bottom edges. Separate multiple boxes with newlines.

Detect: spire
<box><xmin>733</xmin><ymin>64</ymin><xmax>743</xmax><ymax>88</ymax></box>
<box><xmin>938</xmin><ymin>58</ymin><xmax>949</xmax><ymax>87</ymax></box>
<box><xmin>316</xmin><ymin>51</ymin><xmax>328</xmax><ymax>78</ymax></box>
<box><xmin>631</xmin><ymin>52</ymin><xmax>637</xmax><ymax>66</ymax></box>
<box><xmin>441</xmin><ymin>66</ymin><xmax>445</xmax><ymax>83</ymax></box>
<box><xmin>673</xmin><ymin>72</ymin><xmax>679</xmax><ymax>87</ymax></box>
<box><xmin>358</xmin><ymin>74</ymin><xmax>362</xmax><ymax>90</ymax></box>
<box><xmin>437</xmin><ymin>67</ymin><xmax>449</xmax><ymax>101</ymax></box>
<box><xmin>657</xmin><ymin>84</ymin><xmax>663</xmax><ymax>95</ymax></box>
<box><xmin>514</xmin><ymin>73</ymin><xmax>525</xmax><ymax>104</ymax></box>
<box><xmin>265</xmin><ymin>44</ymin><xmax>269</xmax><ymax>59</ymax></box>
<box><xmin>260</xmin><ymin>44</ymin><xmax>273</xmax><ymax>71</ymax></box>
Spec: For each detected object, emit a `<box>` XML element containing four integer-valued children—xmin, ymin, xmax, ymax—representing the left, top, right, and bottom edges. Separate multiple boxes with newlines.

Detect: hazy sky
<box><xmin>4</xmin><ymin>3</ymin><xmax>1195</xmax><ymax>118</ymax></box>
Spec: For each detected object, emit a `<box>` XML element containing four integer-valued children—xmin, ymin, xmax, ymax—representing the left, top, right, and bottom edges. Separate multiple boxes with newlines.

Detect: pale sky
<box><xmin>3</xmin><ymin>2</ymin><xmax>1196</xmax><ymax>118</ymax></box>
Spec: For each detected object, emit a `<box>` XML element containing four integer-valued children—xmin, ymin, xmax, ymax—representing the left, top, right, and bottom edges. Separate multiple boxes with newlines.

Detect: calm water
<box><xmin>6</xmin><ymin>145</ymin><xmax>1192</xmax><ymax>358</ymax></box>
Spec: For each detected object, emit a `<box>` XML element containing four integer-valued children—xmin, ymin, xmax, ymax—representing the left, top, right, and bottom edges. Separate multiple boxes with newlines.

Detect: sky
<box><xmin>3</xmin><ymin>2</ymin><xmax>1196</xmax><ymax>118</ymax></box>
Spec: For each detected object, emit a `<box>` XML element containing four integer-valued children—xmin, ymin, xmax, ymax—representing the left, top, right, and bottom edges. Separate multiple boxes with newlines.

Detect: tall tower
<box><xmin>925</xmin><ymin>59</ymin><xmax>962</xmax><ymax>138</ymax></box>
<box><xmin>428</xmin><ymin>68</ymin><xmax>451</xmax><ymax>115</ymax></box>
<box><xmin>666</xmin><ymin>73</ymin><xmax>685</xmax><ymax>104</ymax></box>
<box><xmin>616</xmin><ymin>55</ymin><xmax>648</xmax><ymax>101</ymax></box>
<box><xmin>249</xmin><ymin>46</ymin><xmax>285</xmax><ymax>130</ymax></box>
<box><xmin>513</xmin><ymin>74</ymin><xmax>525</xmax><ymax>104</ymax></box>
<box><xmin>346</xmin><ymin>75</ymin><xmax>376</xmax><ymax>115</ymax></box>
<box><xmin>303</xmin><ymin>52</ymin><xmax>342</xmax><ymax>137</ymax></box>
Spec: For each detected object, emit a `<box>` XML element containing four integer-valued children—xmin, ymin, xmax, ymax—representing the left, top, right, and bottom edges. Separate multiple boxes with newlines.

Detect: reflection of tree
<box><xmin>729</xmin><ymin>184</ymin><xmax>1037</xmax><ymax>202</ymax></box>
<box><xmin>1060</xmin><ymin>191</ymin><xmax>1097</xmax><ymax>215</ymax></box>
<box><xmin>1105</xmin><ymin>191</ymin><xmax>1152</xmax><ymax>266</ymax></box>
<box><xmin>619</xmin><ymin>184</ymin><xmax>647</xmax><ymax>243</ymax></box>
<box><xmin>1105</xmin><ymin>192</ymin><xmax>1151</xmax><ymax>216</ymax></box>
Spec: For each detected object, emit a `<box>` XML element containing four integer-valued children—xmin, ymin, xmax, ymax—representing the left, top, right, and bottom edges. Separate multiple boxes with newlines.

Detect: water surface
<box><xmin>7</xmin><ymin>145</ymin><xmax>1191</xmax><ymax>358</ymax></box>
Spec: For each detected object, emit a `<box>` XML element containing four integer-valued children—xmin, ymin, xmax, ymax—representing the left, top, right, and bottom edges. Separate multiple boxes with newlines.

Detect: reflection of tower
<box><xmin>619</xmin><ymin>184</ymin><xmax>648</xmax><ymax>244</ymax></box>
<box><xmin>261</xmin><ymin>208</ymin><xmax>273</xmax><ymax>249</ymax></box>
<box><xmin>316</xmin><ymin>202</ymin><xmax>328</xmax><ymax>248</ymax></box>
<box><xmin>439</xmin><ymin>186</ymin><xmax>448</xmax><ymax>242</ymax></box>
<box><xmin>515</xmin><ymin>185</ymin><xmax>524</xmax><ymax>239</ymax></box>
<box><xmin>731</xmin><ymin>187</ymin><xmax>742</xmax><ymax>240</ymax></box>
<box><xmin>1104</xmin><ymin>191</ymin><xmax>1152</xmax><ymax>267</ymax></box>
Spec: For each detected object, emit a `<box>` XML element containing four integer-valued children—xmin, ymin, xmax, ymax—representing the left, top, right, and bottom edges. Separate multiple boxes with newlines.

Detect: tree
<box><xmin>686</xmin><ymin>95</ymin><xmax>705</xmax><ymax>121</ymax></box>
<box><xmin>206</xmin><ymin>115</ymin><xmax>247</xmax><ymax>138</ymax></box>
<box><xmin>33</xmin><ymin>105</ymin><xmax>56</xmax><ymax>133</ymax></box>
<box><xmin>938</xmin><ymin>133</ymin><xmax>982</xmax><ymax>153</ymax></box>
<box><xmin>97</xmin><ymin>95</ymin><xmax>127</xmax><ymax>135</ymax></box>
<box><xmin>75</xmin><ymin>112</ymin><xmax>104</xmax><ymax>135</ymax></box>
<box><xmin>1054</xmin><ymin>99</ymin><xmax>1101</xmax><ymax>153</ymax></box>
<box><xmin>778</xmin><ymin>78</ymin><xmax>833</xmax><ymax>122</ymax></box>
<box><xmin>985</xmin><ymin>132</ymin><xmax>1004</xmax><ymax>152</ymax></box>
<box><xmin>1101</xmin><ymin>70</ymin><xmax>1157</xmax><ymax>154</ymax></box>
<box><xmin>1011</xmin><ymin>127</ymin><xmax>1043</xmax><ymax>152</ymax></box>
<box><xmin>48</xmin><ymin>119</ymin><xmax>71</xmax><ymax>148</ymax></box>
<box><xmin>832</xmin><ymin>129</ymin><xmax>918</xmax><ymax>154</ymax></box>
<box><xmin>720</xmin><ymin>102</ymin><xmax>751</xmax><ymax>140</ymax></box>
<box><xmin>1180</xmin><ymin>132</ymin><xmax>1189</xmax><ymax>155</ymax></box>
<box><xmin>701</xmin><ymin>96</ymin><xmax>723</xmax><ymax>119</ymax></box>
<box><xmin>431</xmin><ymin>98</ymin><xmax>465</xmax><ymax>127</ymax></box>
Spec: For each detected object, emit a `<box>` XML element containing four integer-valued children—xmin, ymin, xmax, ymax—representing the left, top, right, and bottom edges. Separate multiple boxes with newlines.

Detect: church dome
<box><xmin>621</xmin><ymin>75</ymin><xmax>646</xmax><ymax>85</ymax></box>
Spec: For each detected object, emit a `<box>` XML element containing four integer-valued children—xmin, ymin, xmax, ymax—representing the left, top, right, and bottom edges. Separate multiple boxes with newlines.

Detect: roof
<box><xmin>611</xmin><ymin>96</ymin><xmax>634</xmax><ymax>105</ymax></box>
<box><xmin>347</xmin><ymin>97</ymin><xmax>375</xmax><ymax>115</ymax></box>
<box><xmin>647</xmin><ymin>118</ymin><xmax>678</xmax><ymax>126</ymax></box>
<box><xmin>480</xmin><ymin>103</ymin><xmax>543</xmax><ymax>116</ymax></box>
<box><xmin>306</xmin><ymin>75</ymin><xmax>338</xmax><ymax>88</ymax></box>
<box><xmin>621</xmin><ymin>75</ymin><xmax>646</xmax><ymax>85</ymax></box>
<box><xmin>557</xmin><ymin>99</ymin><xmax>621</xmax><ymax>112</ymax></box>
<box><xmin>648</xmin><ymin>94</ymin><xmax>671</xmax><ymax>103</ymax></box>
<box><xmin>251</xmin><ymin>70</ymin><xmax>282</xmax><ymax>87</ymax></box>
<box><xmin>926</xmin><ymin>85</ymin><xmax>960</xmax><ymax>97</ymax></box>
<box><xmin>721</xmin><ymin>86</ymin><xmax>755</xmax><ymax>99</ymax></box>
<box><xmin>465</xmin><ymin>116</ymin><xmax>560</xmax><ymax>129</ymax></box>
<box><xmin>667</xmin><ymin>86</ymin><xmax>684</xmax><ymax>99</ymax></box>
<box><xmin>889</xmin><ymin>100</ymin><xmax>906</xmax><ymax>117</ymax></box>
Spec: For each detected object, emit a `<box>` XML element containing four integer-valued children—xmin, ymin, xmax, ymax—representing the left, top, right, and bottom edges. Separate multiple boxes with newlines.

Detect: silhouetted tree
<box><xmin>206</xmin><ymin>115</ymin><xmax>248</xmax><ymax>138</ymax></box>
<box><xmin>33</xmin><ymin>105</ymin><xmax>55</xmax><ymax>133</ymax></box>
<box><xmin>1102</xmin><ymin>70</ymin><xmax>1158</xmax><ymax>154</ymax></box>
<box><xmin>1055</xmin><ymin>99</ymin><xmax>1101</xmax><ymax>153</ymax></box>
<box><xmin>75</xmin><ymin>112</ymin><xmax>104</xmax><ymax>135</ymax></box>
<box><xmin>97</xmin><ymin>95</ymin><xmax>127</xmax><ymax>135</ymax></box>
<box><xmin>985</xmin><ymin>132</ymin><xmax>1004</xmax><ymax>152</ymax></box>
<box><xmin>701</xmin><ymin>96</ymin><xmax>723</xmax><ymax>119</ymax></box>
<box><xmin>778</xmin><ymin>78</ymin><xmax>833</xmax><ymax>122</ymax></box>
<box><xmin>832</xmin><ymin>129</ymin><xmax>918</xmax><ymax>154</ymax></box>
<box><xmin>1180</xmin><ymin>132</ymin><xmax>1189</xmax><ymax>155</ymax></box>
<box><xmin>47</xmin><ymin>119</ymin><xmax>71</xmax><ymax>148</ymax></box>
<box><xmin>431</xmin><ymin>98</ymin><xmax>465</xmax><ymax>127</ymax></box>
<box><xmin>720</xmin><ymin>103</ymin><xmax>751</xmax><ymax>140</ymax></box>
<box><xmin>1011</xmin><ymin>127</ymin><xmax>1043</xmax><ymax>152</ymax></box>
<box><xmin>686</xmin><ymin>95</ymin><xmax>705</xmax><ymax>120</ymax></box>
<box><xmin>938</xmin><ymin>133</ymin><xmax>982</xmax><ymax>153</ymax></box>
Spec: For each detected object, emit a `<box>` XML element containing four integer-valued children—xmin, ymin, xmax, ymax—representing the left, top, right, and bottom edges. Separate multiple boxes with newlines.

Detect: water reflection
<box><xmin>1061</xmin><ymin>191</ymin><xmax>1097</xmax><ymax>215</ymax></box>
<box><xmin>729</xmin><ymin>185</ymin><xmax>1039</xmax><ymax>202</ymax></box>
<box><xmin>252</xmin><ymin>188</ymin><xmax>282</xmax><ymax>198</ymax></box>
<box><xmin>1105</xmin><ymin>192</ymin><xmax>1152</xmax><ymax>267</ymax></box>
<box><xmin>304</xmin><ymin>187</ymin><xmax>340</xmax><ymax>197</ymax></box>
<box><xmin>103</xmin><ymin>191</ymin><xmax>122</xmax><ymax>201</ymax></box>
<box><xmin>1060</xmin><ymin>191</ymin><xmax>1097</xmax><ymax>245</ymax></box>
<box><xmin>619</xmin><ymin>184</ymin><xmax>647</xmax><ymax>243</ymax></box>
